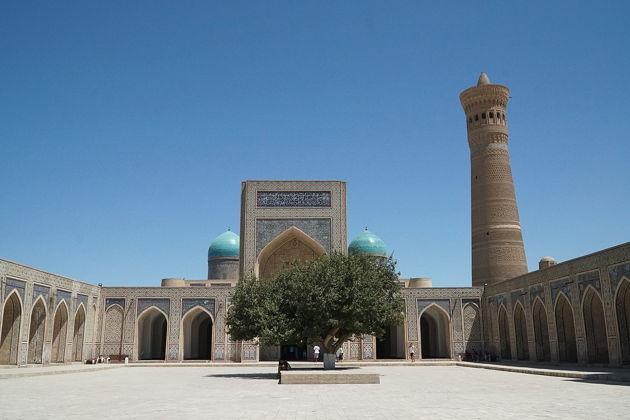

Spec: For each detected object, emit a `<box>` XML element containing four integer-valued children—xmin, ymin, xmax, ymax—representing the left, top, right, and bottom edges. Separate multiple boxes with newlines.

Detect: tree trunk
<box><xmin>323</xmin><ymin>352</ymin><xmax>336</xmax><ymax>370</ymax></box>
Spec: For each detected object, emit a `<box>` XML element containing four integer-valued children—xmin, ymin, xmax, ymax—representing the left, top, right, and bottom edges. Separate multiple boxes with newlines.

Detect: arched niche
<box><xmin>498</xmin><ymin>305</ymin><xmax>511</xmax><ymax>360</ymax></box>
<box><xmin>137</xmin><ymin>307</ymin><xmax>167</xmax><ymax>360</ymax></box>
<box><xmin>51</xmin><ymin>301</ymin><xmax>69</xmax><ymax>363</ymax></box>
<box><xmin>615</xmin><ymin>279</ymin><xmax>630</xmax><ymax>363</ymax></box>
<box><xmin>0</xmin><ymin>291</ymin><xmax>22</xmax><ymax>365</ymax></box>
<box><xmin>582</xmin><ymin>287</ymin><xmax>609</xmax><ymax>364</ymax></box>
<box><xmin>28</xmin><ymin>297</ymin><xmax>47</xmax><ymax>364</ymax></box>
<box><xmin>256</xmin><ymin>226</ymin><xmax>326</xmax><ymax>279</ymax></box>
<box><xmin>419</xmin><ymin>304</ymin><xmax>451</xmax><ymax>359</ymax></box>
<box><xmin>513</xmin><ymin>302</ymin><xmax>529</xmax><ymax>361</ymax></box>
<box><xmin>532</xmin><ymin>298</ymin><xmax>550</xmax><ymax>362</ymax></box>
<box><xmin>555</xmin><ymin>293</ymin><xmax>577</xmax><ymax>363</ymax></box>
<box><xmin>463</xmin><ymin>303</ymin><xmax>481</xmax><ymax>353</ymax></box>
<box><xmin>72</xmin><ymin>304</ymin><xmax>86</xmax><ymax>362</ymax></box>
<box><xmin>182</xmin><ymin>307</ymin><xmax>214</xmax><ymax>360</ymax></box>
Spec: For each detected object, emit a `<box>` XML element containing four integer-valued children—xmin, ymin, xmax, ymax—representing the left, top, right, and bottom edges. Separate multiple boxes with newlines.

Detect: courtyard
<box><xmin>1</xmin><ymin>365</ymin><xmax>629</xmax><ymax>419</ymax></box>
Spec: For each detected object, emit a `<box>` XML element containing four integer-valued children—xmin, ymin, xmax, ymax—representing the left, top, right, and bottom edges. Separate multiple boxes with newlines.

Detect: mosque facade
<box><xmin>1</xmin><ymin>75</ymin><xmax>629</xmax><ymax>367</ymax></box>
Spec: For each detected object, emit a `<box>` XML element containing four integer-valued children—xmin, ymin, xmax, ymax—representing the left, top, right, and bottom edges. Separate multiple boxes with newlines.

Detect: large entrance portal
<box><xmin>582</xmin><ymin>288</ymin><xmax>609</xmax><ymax>364</ymax></box>
<box><xmin>532</xmin><ymin>299</ymin><xmax>551</xmax><ymax>361</ymax></box>
<box><xmin>555</xmin><ymin>294</ymin><xmax>577</xmax><ymax>362</ymax></box>
<box><xmin>420</xmin><ymin>305</ymin><xmax>450</xmax><ymax>359</ymax></box>
<box><xmin>72</xmin><ymin>305</ymin><xmax>86</xmax><ymax>362</ymax></box>
<box><xmin>0</xmin><ymin>292</ymin><xmax>22</xmax><ymax>365</ymax></box>
<box><xmin>256</xmin><ymin>227</ymin><xmax>326</xmax><ymax>279</ymax></box>
<box><xmin>138</xmin><ymin>308</ymin><xmax>167</xmax><ymax>360</ymax></box>
<box><xmin>183</xmin><ymin>308</ymin><xmax>213</xmax><ymax>360</ymax></box>
<box><xmin>28</xmin><ymin>298</ymin><xmax>46</xmax><ymax>364</ymax></box>
<box><xmin>51</xmin><ymin>302</ymin><xmax>69</xmax><ymax>363</ymax></box>
<box><xmin>376</xmin><ymin>324</ymin><xmax>405</xmax><ymax>359</ymax></box>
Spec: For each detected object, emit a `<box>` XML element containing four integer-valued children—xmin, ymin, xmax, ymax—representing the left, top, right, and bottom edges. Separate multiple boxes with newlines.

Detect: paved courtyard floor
<box><xmin>1</xmin><ymin>365</ymin><xmax>629</xmax><ymax>419</ymax></box>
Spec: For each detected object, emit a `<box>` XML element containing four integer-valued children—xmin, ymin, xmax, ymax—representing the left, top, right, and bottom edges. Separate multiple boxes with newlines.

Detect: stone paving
<box><xmin>0</xmin><ymin>365</ymin><xmax>629</xmax><ymax>419</ymax></box>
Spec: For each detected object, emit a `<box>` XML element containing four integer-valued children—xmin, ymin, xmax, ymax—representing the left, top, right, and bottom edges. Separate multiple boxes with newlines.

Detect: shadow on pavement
<box><xmin>205</xmin><ymin>372</ymin><xmax>278</xmax><ymax>380</ymax></box>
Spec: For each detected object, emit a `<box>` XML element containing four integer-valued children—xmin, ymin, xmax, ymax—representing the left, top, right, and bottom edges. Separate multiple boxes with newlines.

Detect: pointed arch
<box><xmin>103</xmin><ymin>304</ymin><xmax>124</xmax><ymax>358</ymax></box>
<box><xmin>581</xmin><ymin>286</ymin><xmax>609</xmax><ymax>363</ymax></box>
<box><xmin>554</xmin><ymin>292</ymin><xmax>577</xmax><ymax>362</ymax></box>
<box><xmin>419</xmin><ymin>303</ymin><xmax>451</xmax><ymax>359</ymax></box>
<box><xmin>531</xmin><ymin>297</ymin><xmax>551</xmax><ymax>362</ymax></box>
<box><xmin>137</xmin><ymin>306</ymin><xmax>167</xmax><ymax>360</ymax></box>
<box><xmin>498</xmin><ymin>305</ymin><xmax>512</xmax><ymax>360</ymax></box>
<box><xmin>463</xmin><ymin>303</ymin><xmax>481</xmax><ymax>352</ymax></box>
<box><xmin>0</xmin><ymin>290</ymin><xmax>23</xmax><ymax>365</ymax></box>
<box><xmin>28</xmin><ymin>296</ymin><xmax>47</xmax><ymax>364</ymax></box>
<box><xmin>181</xmin><ymin>306</ymin><xmax>214</xmax><ymax>360</ymax></box>
<box><xmin>513</xmin><ymin>302</ymin><xmax>529</xmax><ymax>360</ymax></box>
<box><xmin>51</xmin><ymin>300</ymin><xmax>69</xmax><ymax>363</ymax></box>
<box><xmin>72</xmin><ymin>304</ymin><xmax>86</xmax><ymax>361</ymax></box>
<box><xmin>255</xmin><ymin>226</ymin><xmax>327</xmax><ymax>278</ymax></box>
<box><xmin>615</xmin><ymin>277</ymin><xmax>630</xmax><ymax>363</ymax></box>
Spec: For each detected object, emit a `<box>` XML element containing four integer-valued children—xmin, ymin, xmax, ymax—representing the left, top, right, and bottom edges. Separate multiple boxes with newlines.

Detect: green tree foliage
<box><xmin>227</xmin><ymin>252</ymin><xmax>404</xmax><ymax>366</ymax></box>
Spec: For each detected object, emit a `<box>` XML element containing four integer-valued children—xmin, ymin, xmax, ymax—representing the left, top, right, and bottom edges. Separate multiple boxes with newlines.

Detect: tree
<box><xmin>226</xmin><ymin>252</ymin><xmax>404</xmax><ymax>369</ymax></box>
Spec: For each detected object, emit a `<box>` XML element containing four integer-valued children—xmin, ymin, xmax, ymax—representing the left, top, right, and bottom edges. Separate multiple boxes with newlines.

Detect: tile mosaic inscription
<box><xmin>257</xmin><ymin>191</ymin><xmax>331</xmax><ymax>207</ymax></box>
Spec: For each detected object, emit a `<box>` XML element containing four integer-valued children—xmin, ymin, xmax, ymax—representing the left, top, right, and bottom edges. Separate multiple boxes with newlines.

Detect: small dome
<box><xmin>348</xmin><ymin>229</ymin><xmax>387</xmax><ymax>257</ymax></box>
<box><xmin>477</xmin><ymin>72</ymin><xmax>490</xmax><ymax>86</ymax></box>
<box><xmin>208</xmin><ymin>230</ymin><xmax>240</xmax><ymax>259</ymax></box>
<box><xmin>540</xmin><ymin>256</ymin><xmax>556</xmax><ymax>263</ymax></box>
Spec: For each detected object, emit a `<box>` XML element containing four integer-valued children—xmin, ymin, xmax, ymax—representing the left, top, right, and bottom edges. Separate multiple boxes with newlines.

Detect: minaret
<box><xmin>460</xmin><ymin>73</ymin><xmax>528</xmax><ymax>287</ymax></box>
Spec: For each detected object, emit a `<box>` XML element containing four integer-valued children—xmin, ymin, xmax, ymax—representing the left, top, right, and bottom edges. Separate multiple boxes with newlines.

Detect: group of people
<box><xmin>311</xmin><ymin>345</ymin><xmax>344</xmax><ymax>362</ymax></box>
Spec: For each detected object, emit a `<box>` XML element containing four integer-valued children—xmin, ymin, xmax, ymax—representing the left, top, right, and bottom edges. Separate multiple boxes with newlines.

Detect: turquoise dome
<box><xmin>348</xmin><ymin>229</ymin><xmax>387</xmax><ymax>257</ymax></box>
<box><xmin>208</xmin><ymin>230</ymin><xmax>240</xmax><ymax>259</ymax></box>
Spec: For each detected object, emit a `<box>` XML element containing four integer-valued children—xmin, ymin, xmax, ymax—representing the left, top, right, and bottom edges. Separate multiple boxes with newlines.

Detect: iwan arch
<box><xmin>1</xmin><ymin>74</ymin><xmax>629</xmax><ymax>366</ymax></box>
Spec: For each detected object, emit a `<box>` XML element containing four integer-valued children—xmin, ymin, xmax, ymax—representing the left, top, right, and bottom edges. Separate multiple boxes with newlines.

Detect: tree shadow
<box><xmin>205</xmin><ymin>372</ymin><xmax>278</xmax><ymax>380</ymax></box>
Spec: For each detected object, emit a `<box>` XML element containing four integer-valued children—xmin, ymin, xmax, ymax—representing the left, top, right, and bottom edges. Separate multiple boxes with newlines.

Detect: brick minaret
<box><xmin>460</xmin><ymin>73</ymin><xmax>528</xmax><ymax>287</ymax></box>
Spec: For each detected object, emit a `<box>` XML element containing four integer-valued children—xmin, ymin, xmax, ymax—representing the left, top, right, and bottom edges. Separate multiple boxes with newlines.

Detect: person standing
<box><xmin>313</xmin><ymin>345</ymin><xmax>320</xmax><ymax>362</ymax></box>
<box><xmin>408</xmin><ymin>344</ymin><xmax>416</xmax><ymax>362</ymax></box>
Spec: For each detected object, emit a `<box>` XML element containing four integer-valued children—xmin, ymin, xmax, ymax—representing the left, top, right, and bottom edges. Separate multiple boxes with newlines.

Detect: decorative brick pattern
<box><xmin>137</xmin><ymin>298</ymin><xmax>170</xmax><ymax>316</ymax></box>
<box><xmin>5</xmin><ymin>278</ymin><xmax>26</xmax><ymax>301</ymax></box>
<box><xmin>577</xmin><ymin>270</ymin><xmax>601</xmax><ymax>298</ymax></box>
<box><xmin>181</xmin><ymin>298</ymin><xmax>215</xmax><ymax>317</ymax></box>
<box><xmin>609</xmin><ymin>262</ymin><xmax>630</xmax><ymax>294</ymax></box>
<box><xmin>256</xmin><ymin>191</ymin><xmax>331</xmax><ymax>207</ymax></box>
<box><xmin>105</xmin><ymin>298</ymin><xmax>125</xmax><ymax>310</ymax></box>
<box><xmin>256</xmin><ymin>218</ymin><xmax>331</xmax><ymax>257</ymax></box>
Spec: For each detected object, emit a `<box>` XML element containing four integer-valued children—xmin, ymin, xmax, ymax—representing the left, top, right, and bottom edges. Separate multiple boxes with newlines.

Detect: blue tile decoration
<box><xmin>495</xmin><ymin>294</ymin><xmax>508</xmax><ymax>308</ymax></box>
<box><xmin>168</xmin><ymin>344</ymin><xmax>178</xmax><ymax>360</ymax></box>
<box><xmin>181</xmin><ymin>298</ymin><xmax>215</xmax><ymax>317</ymax></box>
<box><xmin>77</xmin><ymin>294</ymin><xmax>89</xmax><ymax>310</ymax></box>
<box><xmin>256</xmin><ymin>218</ymin><xmax>331</xmax><ymax>257</ymax></box>
<box><xmin>510</xmin><ymin>289</ymin><xmax>526</xmax><ymax>307</ymax></box>
<box><xmin>577</xmin><ymin>270</ymin><xmax>601</xmax><ymax>297</ymax></box>
<box><xmin>462</xmin><ymin>298</ymin><xmax>480</xmax><ymax>307</ymax></box>
<box><xmin>105</xmin><ymin>298</ymin><xmax>125</xmax><ymax>310</ymax></box>
<box><xmin>137</xmin><ymin>298</ymin><xmax>170</xmax><ymax>316</ymax></box>
<box><xmin>551</xmin><ymin>278</ymin><xmax>572</xmax><ymax>302</ymax></box>
<box><xmin>257</xmin><ymin>191</ymin><xmax>331</xmax><ymax>207</ymax></box>
<box><xmin>32</xmin><ymin>284</ymin><xmax>50</xmax><ymax>304</ymax></box>
<box><xmin>56</xmin><ymin>289</ymin><xmax>72</xmax><ymax>309</ymax></box>
<box><xmin>5</xmin><ymin>278</ymin><xmax>26</xmax><ymax>301</ymax></box>
<box><xmin>609</xmin><ymin>263</ymin><xmax>630</xmax><ymax>294</ymax></box>
<box><xmin>417</xmin><ymin>299</ymin><xmax>450</xmax><ymax>316</ymax></box>
<box><xmin>529</xmin><ymin>284</ymin><xmax>545</xmax><ymax>305</ymax></box>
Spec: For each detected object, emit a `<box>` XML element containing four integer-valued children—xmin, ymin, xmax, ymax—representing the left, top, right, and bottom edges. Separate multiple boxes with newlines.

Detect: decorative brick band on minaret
<box><xmin>460</xmin><ymin>73</ymin><xmax>528</xmax><ymax>287</ymax></box>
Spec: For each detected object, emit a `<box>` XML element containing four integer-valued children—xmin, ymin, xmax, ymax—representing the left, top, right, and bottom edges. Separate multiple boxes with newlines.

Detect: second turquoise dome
<box><xmin>348</xmin><ymin>229</ymin><xmax>387</xmax><ymax>257</ymax></box>
<box><xmin>208</xmin><ymin>230</ymin><xmax>240</xmax><ymax>259</ymax></box>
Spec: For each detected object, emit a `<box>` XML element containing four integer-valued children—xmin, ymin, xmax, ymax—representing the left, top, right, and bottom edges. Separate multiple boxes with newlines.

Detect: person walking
<box><xmin>313</xmin><ymin>345</ymin><xmax>320</xmax><ymax>362</ymax></box>
<box><xmin>408</xmin><ymin>344</ymin><xmax>416</xmax><ymax>362</ymax></box>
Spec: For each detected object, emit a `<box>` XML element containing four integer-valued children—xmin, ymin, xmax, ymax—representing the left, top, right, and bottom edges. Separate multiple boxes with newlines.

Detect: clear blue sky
<box><xmin>1</xmin><ymin>1</ymin><xmax>628</xmax><ymax>287</ymax></box>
